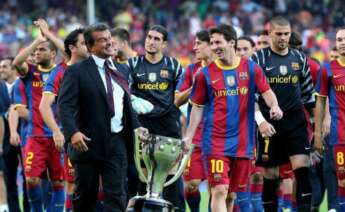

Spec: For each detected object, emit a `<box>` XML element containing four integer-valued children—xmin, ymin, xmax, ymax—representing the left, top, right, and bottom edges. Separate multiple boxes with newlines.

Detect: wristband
<box><xmin>255</xmin><ymin>111</ymin><xmax>266</xmax><ymax>126</ymax></box>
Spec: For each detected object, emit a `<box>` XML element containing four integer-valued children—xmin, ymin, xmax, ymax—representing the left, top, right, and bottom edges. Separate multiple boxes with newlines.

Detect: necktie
<box><xmin>104</xmin><ymin>60</ymin><xmax>115</xmax><ymax>117</ymax></box>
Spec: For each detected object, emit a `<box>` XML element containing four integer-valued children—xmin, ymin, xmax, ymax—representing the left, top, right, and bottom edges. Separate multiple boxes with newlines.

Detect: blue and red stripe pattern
<box><xmin>190</xmin><ymin>58</ymin><xmax>270</xmax><ymax>158</ymax></box>
<box><xmin>13</xmin><ymin>63</ymin><xmax>64</xmax><ymax>137</ymax></box>
<box><xmin>316</xmin><ymin>59</ymin><xmax>345</xmax><ymax>145</ymax></box>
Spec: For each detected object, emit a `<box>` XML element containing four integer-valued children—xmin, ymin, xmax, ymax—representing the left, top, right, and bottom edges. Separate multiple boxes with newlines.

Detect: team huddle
<box><xmin>0</xmin><ymin>14</ymin><xmax>344</xmax><ymax>212</ymax></box>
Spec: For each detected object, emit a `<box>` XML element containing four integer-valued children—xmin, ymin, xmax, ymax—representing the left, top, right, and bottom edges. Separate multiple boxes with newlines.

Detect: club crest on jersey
<box><xmin>160</xmin><ymin>69</ymin><xmax>169</xmax><ymax>78</ymax></box>
<box><xmin>148</xmin><ymin>73</ymin><xmax>157</xmax><ymax>82</ymax></box>
<box><xmin>42</xmin><ymin>73</ymin><xmax>49</xmax><ymax>82</ymax></box>
<box><xmin>226</xmin><ymin>76</ymin><xmax>236</xmax><ymax>86</ymax></box>
<box><xmin>279</xmin><ymin>65</ymin><xmax>288</xmax><ymax>76</ymax></box>
<box><xmin>291</xmin><ymin>62</ymin><xmax>300</xmax><ymax>71</ymax></box>
<box><xmin>239</xmin><ymin>72</ymin><xmax>248</xmax><ymax>80</ymax></box>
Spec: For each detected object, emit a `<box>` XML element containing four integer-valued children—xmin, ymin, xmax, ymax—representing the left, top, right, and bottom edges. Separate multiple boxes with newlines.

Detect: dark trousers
<box><xmin>72</xmin><ymin>133</ymin><xmax>128</xmax><ymax>212</ymax></box>
<box><xmin>3</xmin><ymin>145</ymin><xmax>30</xmax><ymax>212</ymax></box>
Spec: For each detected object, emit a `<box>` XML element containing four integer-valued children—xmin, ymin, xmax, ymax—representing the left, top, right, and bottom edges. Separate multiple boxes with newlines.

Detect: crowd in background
<box><xmin>0</xmin><ymin>0</ymin><xmax>344</xmax><ymax>65</ymax></box>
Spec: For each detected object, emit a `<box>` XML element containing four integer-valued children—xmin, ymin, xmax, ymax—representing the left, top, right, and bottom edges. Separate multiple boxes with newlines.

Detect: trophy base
<box><xmin>127</xmin><ymin>196</ymin><xmax>174</xmax><ymax>212</ymax></box>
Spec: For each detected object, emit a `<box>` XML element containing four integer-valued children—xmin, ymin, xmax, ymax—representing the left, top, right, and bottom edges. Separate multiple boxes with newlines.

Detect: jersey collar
<box><xmin>214</xmin><ymin>57</ymin><xmax>240</xmax><ymax>70</ymax></box>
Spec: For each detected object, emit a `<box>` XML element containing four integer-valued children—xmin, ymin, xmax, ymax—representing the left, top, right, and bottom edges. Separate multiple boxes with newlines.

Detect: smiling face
<box><xmin>336</xmin><ymin>29</ymin><xmax>345</xmax><ymax>57</ymax></box>
<box><xmin>210</xmin><ymin>33</ymin><xmax>235</xmax><ymax>60</ymax></box>
<box><xmin>89</xmin><ymin>30</ymin><xmax>115</xmax><ymax>58</ymax></box>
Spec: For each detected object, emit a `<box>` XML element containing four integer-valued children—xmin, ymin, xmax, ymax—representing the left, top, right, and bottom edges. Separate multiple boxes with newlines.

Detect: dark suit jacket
<box><xmin>58</xmin><ymin>56</ymin><xmax>140</xmax><ymax>162</ymax></box>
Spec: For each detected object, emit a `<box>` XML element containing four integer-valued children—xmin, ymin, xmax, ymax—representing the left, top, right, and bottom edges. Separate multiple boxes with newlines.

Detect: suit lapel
<box><xmin>85</xmin><ymin>57</ymin><xmax>108</xmax><ymax>103</ymax></box>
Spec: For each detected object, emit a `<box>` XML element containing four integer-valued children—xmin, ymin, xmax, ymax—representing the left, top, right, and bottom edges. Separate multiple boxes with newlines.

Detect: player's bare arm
<box><xmin>183</xmin><ymin>105</ymin><xmax>204</xmax><ymax>147</ymax></box>
<box><xmin>322</xmin><ymin>98</ymin><xmax>331</xmax><ymax>136</ymax></box>
<box><xmin>314</xmin><ymin>95</ymin><xmax>327</xmax><ymax>154</ymax></box>
<box><xmin>174</xmin><ymin>88</ymin><xmax>192</xmax><ymax>107</ymax></box>
<box><xmin>39</xmin><ymin>93</ymin><xmax>65</xmax><ymax>151</ymax></box>
<box><xmin>8</xmin><ymin>105</ymin><xmax>26</xmax><ymax>146</ymax></box>
<box><xmin>12</xmin><ymin>30</ymin><xmax>46</xmax><ymax>75</ymax></box>
<box><xmin>255</xmin><ymin>103</ymin><xmax>276</xmax><ymax>138</ymax></box>
<box><xmin>261</xmin><ymin>89</ymin><xmax>283</xmax><ymax>120</ymax></box>
<box><xmin>34</xmin><ymin>18</ymin><xmax>69</xmax><ymax>60</ymax></box>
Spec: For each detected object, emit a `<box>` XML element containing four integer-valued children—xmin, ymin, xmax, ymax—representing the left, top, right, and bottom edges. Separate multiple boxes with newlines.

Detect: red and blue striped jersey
<box><xmin>176</xmin><ymin>61</ymin><xmax>205</xmax><ymax>146</ymax></box>
<box><xmin>13</xmin><ymin>64</ymin><xmax>62</xmax><ymax>137</ymax></box>
<box><xmin>316</xmin><ymin>59</ymin><xmax>345</xmax><ymax>145</ymax></box>
<box><xmin>190</xmin><ymin>58</ymin><xmax>270</xmax><ymax>158</ymax></box>
<box><xmin>12</xmin><ymin>79</ymin><xmax>29</xmax><ymax>146</ymax></box>
<box><xmin>43</xmin><ymin>62</ymin><xmax>67</xmax><ymax>95</ymax></box>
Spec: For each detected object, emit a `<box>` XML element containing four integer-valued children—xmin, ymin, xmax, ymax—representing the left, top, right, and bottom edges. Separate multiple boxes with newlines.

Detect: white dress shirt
<box><xmin>92</xmin><ymin>55</ymin><xmax>124</xmax><ymax>133</ymax></box>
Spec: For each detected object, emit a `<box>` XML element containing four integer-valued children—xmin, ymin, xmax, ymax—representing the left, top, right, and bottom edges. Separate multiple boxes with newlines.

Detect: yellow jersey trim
<box><xmin>214</xmin><ymin>57</ymin><xmax>240</xmax><ymax>70</ymax></box>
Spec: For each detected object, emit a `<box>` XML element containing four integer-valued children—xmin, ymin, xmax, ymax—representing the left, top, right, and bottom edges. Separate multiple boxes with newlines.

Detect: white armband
<box><xmin>255</xmin><ymin>111</ymin><xmax>266</xmax><ymax>126</ymax></box>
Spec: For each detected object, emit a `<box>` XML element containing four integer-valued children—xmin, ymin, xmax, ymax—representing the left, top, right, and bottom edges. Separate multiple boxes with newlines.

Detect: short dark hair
<box><xmin>84</xmin><ymin>23</ymin><xmax>109</xmax><ymax>49</ymax></box>
<box><xmin>238</xmin><ymin>36</ymin><xmax>255</xmax><ymax>47</ymax></box>
<box><xmin>45</xmin><ymin>40</ymin><xmax>57</xmax><ymax>53</ymax></box>
<box><xmin>270</xmin><ymin>16</ymin><xmax>290</xmax><ymax>28</ymax></box>
<box><xmin>209</xmin><ymin>24</ymin><xmax>237</xmax><ymax>42</ymax></box>
<box><xmin>110</xmin><ymin>27</ymin><xmax>130</xmax><ymax>43</ymax></box>
<box><xmin>149</xmin><ymin>25</ymin><xmax>168</xmax><ymax>41</ymax></box>
<box><xmin>0</xmin><ymin>57</ymin><xmax>15</xmax><ymax>69</ymax></box>
<box><xmin>258</xmin><ymin>30</ymin><xmax>269</xmax><ymax>36</ymax></box>
<box><xmin>196</xmin><ymin>30</ymin><xmax>210</xmax><ymax>43</ymax></box>
<box><xmin>64</xmin><ymin>28</ymin><xmax>85</xmax><ymax>57</ymax></box>
<box><xmin>288</xmin><ymin>31</ymin><xmax>303</xmax><ymax>50</ymax></box>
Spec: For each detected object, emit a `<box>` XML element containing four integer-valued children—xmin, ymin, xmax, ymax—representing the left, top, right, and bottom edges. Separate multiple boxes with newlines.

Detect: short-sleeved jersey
<box><xmin>128</xmin><ymin>55</ymin><xmax>183</xmax><ymax>117</ymax></box>
<box><xmin>190</xmin><ymin>58</ymin><xmax>270</xmax><ymax>158</ymax></box>
<box><xmin>43</xmin><ymin>62</ymin><xmax>67</xmax><ymax>96</ymax></box>
<box><xmin>13</xmin><ymin>64</ymin><xmax>62</xmax><ymax>137</ymax></box>
<box><xmin>0</xmin><ymin>80</ymin><xmax>10</xmax><ymax>116</ymax></box>
<box><xmin>12</xmin><ymin>79</ymin><xmax>29</xmax><ymax>146</ymax></box>
<box><xmin>252</xmin><ymin>47</ymin><xmax>315</xmax><ymax>113</ymax></box>
<box><xmin>176</xmin><ymin>61</ymin><xmax>205</xmax><ymax>145</ymax></box>
<box><xmin>316</xmin><ymin>59</ymin><xmax>345</xmax><ymax>145</ymax></box>
<box><xmin>308</xmin><ymin>57</ymin><xmax>321</xmax><ymax>85</ymax></box>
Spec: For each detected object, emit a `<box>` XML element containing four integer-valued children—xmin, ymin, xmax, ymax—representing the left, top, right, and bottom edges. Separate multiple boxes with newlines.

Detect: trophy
<box><xmin>127</xmin><ymin>132</ymin><xmax>194</xmax><ymax>212</ymax></box>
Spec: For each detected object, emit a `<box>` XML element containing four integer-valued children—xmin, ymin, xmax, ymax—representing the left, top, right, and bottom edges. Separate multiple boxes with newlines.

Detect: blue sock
<box><xmin>185</xmin><ymin>190</ymin><xmax>201</xmax><ymax>212</ymax></box>
<box><xmin>41</xmin><ymin>179</ymin><xmax>52</xmax><ymax>210</ymax></box>
<box><xmin>251</xmin><ymin>192</ymin><xmax>263</xmax><ymax>212</ymax></box>
<box><xmin>237</xmin><ymin>191</ymin><xmax>251</xmax><ymax>212</ymax></box>
<box><xmin>338</xmin><ymin>187</ymin><xmax>345</xmax><ymax>211</ymax></box>
<box><xmin>27</xmin><ymin>185</ymin><xmax>43</xmax><ymax>212</ymax></box>
<box><xmin>49</xmin><ymin>185</ymin><xmax>65</xmax><ymax>212</ymax></box>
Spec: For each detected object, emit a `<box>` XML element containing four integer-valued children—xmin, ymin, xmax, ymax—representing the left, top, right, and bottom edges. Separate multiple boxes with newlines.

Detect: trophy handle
<box><xmin>134</xmin><ymin>132</ymin><xmax>148</xmax><ymax>183</ymax></box>
<box><xmin>164</xmin><ymin>144</ymin><xmax>194</xmax><ymax>187</ymax></box>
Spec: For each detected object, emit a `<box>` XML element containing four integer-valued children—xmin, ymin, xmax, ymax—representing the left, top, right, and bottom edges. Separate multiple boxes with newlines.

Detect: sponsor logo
<box><xmin>160</xmin><ymin>69</ymin><xmax>169</xmax><ymax>78</ymax></box>
<box><xmin>291</xmin><ymin>62</ymin><xmax>300</xmax><ymax>70</ymax></box>
<box><xmin>212</xmin><ymin>78</ymin><xmax>221</xmax><ymax>84</ymax></box>
<box><xmin>268</xmin><ymin>75</ymin><xmax>298</xmax><ymax>84</ymax></box>
<box><xmin>226</xmin><ymin>76</ymin><xmax>236</xmax><ymax>86</ymax></box>
<box><xmin>334</xmin><ymin>84</ymin><xmax>345</xmax><ymax>92</ymax></box>
<box><xmin>214</xmin><ymin>86</ymin><xmax>248</xmax><ymax>97</ymax></box>
<box><xmin>334</xmin><ymin>74</ymin><xmax>345</xmax><ymax>79</ymax></box>
<box><xmin>279</xmin><ymin>65</ymin><xmax>288</xmax><ymax>76</ymax></box>
<box><xmin>266</xmin><ymin>66</ymin><xmax>275</xmax><ymax>71</ymax></box>
<box><xmin>32</xmin><ymin>81</ymin><xmax>45</xmax><ymax>87</ymax></box>
<box><xmin>137</xmin><ymin>82</ymin><xmax>168</xmax><ymax>90</ymax></box>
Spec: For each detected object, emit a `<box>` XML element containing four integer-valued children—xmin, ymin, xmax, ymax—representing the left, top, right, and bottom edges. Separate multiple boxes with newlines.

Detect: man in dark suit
<box><xmin>58</xmin><ymin>23</ymin><xmax>148</xmax><ymax>212</ymax></box>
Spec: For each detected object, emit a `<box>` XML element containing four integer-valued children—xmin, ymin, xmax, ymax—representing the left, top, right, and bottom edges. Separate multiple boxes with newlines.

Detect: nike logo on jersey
<box><xmin>266</xmin><ymin>66</ymin><xmax>275</xmax><ymax>71</ymax></box>
<box><xmin>333</xmin><ymin>74</ymin><xmax>344</xmax><ymax>79</ymax></box>
<box><xmin>136</xmin><ymin>73</ymin><xmax>146</xmax><ymax>77</ymax></box>
<box><xmin>212</xmin><ymin>79</ymin><xmax>221</xmax><ymax>84</ymax></box>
